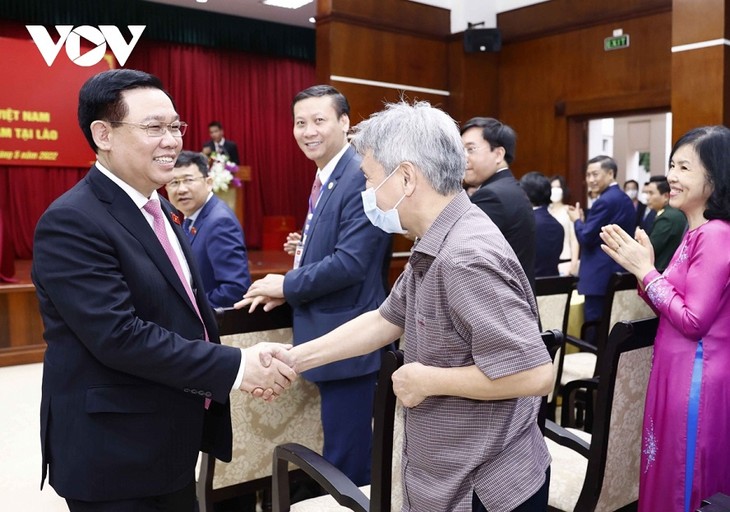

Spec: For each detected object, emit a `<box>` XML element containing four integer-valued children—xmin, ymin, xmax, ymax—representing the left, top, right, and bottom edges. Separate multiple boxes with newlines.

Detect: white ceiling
<box><xmin>142</xmin><ymin>0</ymin><xmax>550</xmax><ymax>31</ymax></box>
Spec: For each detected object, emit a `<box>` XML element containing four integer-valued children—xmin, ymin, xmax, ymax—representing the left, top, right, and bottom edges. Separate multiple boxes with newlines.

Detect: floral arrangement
<box><xmin>208</xmin><ymin>152</ymin><xmax>242</xmax><ymax>193</ymax></box>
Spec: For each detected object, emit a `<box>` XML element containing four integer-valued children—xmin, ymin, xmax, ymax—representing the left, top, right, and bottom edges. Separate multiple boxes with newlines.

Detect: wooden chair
<box><xmin>196</xmin><ymin>304</ymin><xmax>324</xmax><ymax>512</ymax></box>
<box><xmin>272</xmin><ymin>331</ymin><xmax>564</xmax><ymax>512</ymax></box>
<box><xmin>560</xmin><ymin>272</ymin><xmax>656</xmax><ymax>429</ymax></box>
<box><xmin>535</xmin><ymin>275</ymin><xmax>577</xmax><ymax>419</ymax></box>
<box><xmin>546</xmin><ymin>317</ymin><xmax>658</xmax><ymax>512</ymax></box>
<box><xmin>272</xmin><ymin>350</ymin><xmax>404</xmax><ymax>512</ymax></box>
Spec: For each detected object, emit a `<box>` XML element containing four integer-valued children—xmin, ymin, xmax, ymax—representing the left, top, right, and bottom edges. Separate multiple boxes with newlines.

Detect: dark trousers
<box><xmin>472</xmin><ymin>468</ymin><xmax>550</xmax><ymax>512</ymax></box>
<box><xmin>316</xmin><ymin>371</ymin><xmax>378</xmax><ymax>487</ymax></box>
<box><xmin>66</xmin><ymin>480</ymin><xmax>197</xmax><ymax>512</ymax></box>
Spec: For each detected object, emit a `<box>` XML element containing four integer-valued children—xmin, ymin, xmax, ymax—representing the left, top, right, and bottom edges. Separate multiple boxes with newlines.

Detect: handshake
<box><xmin>238</xmin><ymin>342</ymin><xmax>298</xmax><ymax>401</ymax></box>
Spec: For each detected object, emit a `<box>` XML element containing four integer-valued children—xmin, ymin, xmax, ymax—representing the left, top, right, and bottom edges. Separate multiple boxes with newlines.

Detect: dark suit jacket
<box><xmin>649</xmin><ymin>205</ymin><xmax>687</xmax><ymax>272</ymax></box>
<box><xmin>189</xmin><ymin>194</ymin><xmax>251</xmax><ymax>307</ymax></box>
<box><xmin>283</xmin><ymin>146</ymin><xmax>392</xmax><ymax>382</ymax></box>
<box><xmin>470</xmin><ymin>169</ymin><xmax>536</xmax><ymax>288</ymax></box>
<box><xmin>534</xmin><ymin>206</ymin><xmax>564</xmax><ymax>277</ymax></box>
<box><xmin>203</xmin><ymin>139</ymin><xmax>240</xmax><ymax>164</ymax></box>
<box><xmin>31</xmin><ymin>166</ymin><xmax>241</xmax><ymax>501</ymax></box>
<box><xmin>575</xmin><ymin>183</ymin><xmax>636</xmax><ymax>296</ymax></box>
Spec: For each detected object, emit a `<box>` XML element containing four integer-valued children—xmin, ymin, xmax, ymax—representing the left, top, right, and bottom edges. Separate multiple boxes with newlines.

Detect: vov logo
<box><xmin>26</xmin><ymin>25</ymin><xmax>146</xmax><ymax>67</ymax></box>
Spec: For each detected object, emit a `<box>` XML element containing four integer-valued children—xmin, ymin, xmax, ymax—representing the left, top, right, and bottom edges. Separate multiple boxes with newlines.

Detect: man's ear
<box><xmin>494</xmin><ymin>145</ymin><xmax>507</xmax><ymax>165</ymax></box>
<box><xmin>91</xmin><ymin>121</ymin><xmax>112</xmax><ymax>151</ymax></box>
<box><xmin>399</xmin><ymin>162</ymin><xmax>418</xmax><ymax>197</ymax></box>
<box><xmin>339</xmin><ymin>113</ymin><xmax>350</xmax><ymax>134</ymax></box>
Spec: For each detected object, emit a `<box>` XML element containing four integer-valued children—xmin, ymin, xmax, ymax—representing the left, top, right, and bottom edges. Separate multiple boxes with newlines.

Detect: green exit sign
<box><xmin>605</xmin><ymin>34</ymin><xmax>630</xmax><ymax>51</ymax></box>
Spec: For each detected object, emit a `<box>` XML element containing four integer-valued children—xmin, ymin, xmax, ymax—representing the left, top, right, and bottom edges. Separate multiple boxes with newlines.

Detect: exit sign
<box><xmin>605</xmin><ymin>34</ymin><xmax>630</xmax><ymax>51</ymax></box>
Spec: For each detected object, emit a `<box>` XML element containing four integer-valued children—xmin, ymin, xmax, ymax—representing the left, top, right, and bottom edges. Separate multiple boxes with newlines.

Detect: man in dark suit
<box><xmin>625</xmin><ymin>179</ymin><xmax>655</xmax><ymax>233</ymax></box>
<box><xmin>240</xmin><ymin>85</ymin><xmax>392</xmax><ymax>486</ymax></box>
<box><xmin>202</xmin><ymin>121</ymin><xmax>240</xmax><ymax>164</ymax></box>
<box><xmin>644</xmin><ymin>175</ymin><xmax>687</xmax><ymax>272</ymax></box>
<box><xmin>520</xmin><ymin>171</ymin><xmax>564</xmax><ymax>277</ymax></box>
<box><xmin>31</xmin><ymin>69</ymin><xmax>294</xmax><ymax>511</ymax></box>
<box><xmin>167</xmin><ymin>150</ymin><xmax>251</xmax><ymax>307</ymax></box>
<box><xmin>460</xmin><ymin>117</ymin><xmax>536</xmax><ymax>289</ymax></box>
<box><xmin>569</xmin><ymin>155</ymin><xmax>636</xmax><ymax>327</ymax></box>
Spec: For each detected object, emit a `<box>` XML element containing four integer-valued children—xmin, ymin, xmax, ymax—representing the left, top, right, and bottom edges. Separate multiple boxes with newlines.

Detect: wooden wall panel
<box><xmin>499</xmin><ymin>0</ymin><xmax>670</xmax><ymax>42</ymax></box>
<box><xmin>671</xmin><ymin>47</ymin><xmax>729</xmax><ymax>137</ymax></box>
<box><xmin>325</xmin><ymin>22</ymin><xmax>448</xmax><ymax>90</ymax></box>
<box><xmin>496</xmin><ymin>12</ymin><xmax>671</xmax><ymax>185</ymax></box>
<box><xmin>317</xmin><ymin>0</ymin><xmax>449</xmax><ymax>37</ymax></box>
<box><xmin>672</xmin><ymin>0</ymin><xmax>728</xmax><ymax>45</ymax></box>
<box><xmin>446</xmin><ymin>38</ymin><xmax>500</xmax><ymax>124</ymax></box>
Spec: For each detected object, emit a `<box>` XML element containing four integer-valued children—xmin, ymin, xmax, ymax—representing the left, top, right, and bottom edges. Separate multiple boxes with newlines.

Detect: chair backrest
<box><xmin>272</xmin><ymin>350</ymin><xmax>403</xmax><ymax>512</ymax></box>
<box><xmin>371</xmin><ymin>350</ymin><xmax>404</xmax><ymax>512</ymax></box>
<box><xmin>197</xmin><ymin>304</ymin><xmax>324</xmax><ymax>512</ymax></box>
<box><xmin>535</xmin><ymin>275</ymin><xmax>577</xmax><ymax>333</ymax></box>
<box><xmin>575</xmin><ymin>316</ymin><xmax>658</xmax><ymax>511</ymax></box>
<box><xmin>593</xmin><ymin>272</ymin><xmax>656</xmax><ymax>375</ymax></box>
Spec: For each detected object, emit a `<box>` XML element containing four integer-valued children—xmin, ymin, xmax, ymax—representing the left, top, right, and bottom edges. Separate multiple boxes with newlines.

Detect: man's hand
<box><xmin>392</xmin><ymin>362</ymin><xmax>430</xmax><ymax>408</ymax></box>
<box><xmin>234</xmin><ymin>274</ymin><xmax>286</xmax><ymax>312</ymax></box>
<box><xmin>283</xmin><ymin>232</ymin><xmax>302</xmax><ymax>255</ymax></box>
<box><xmin>241</xmin><ymin>342</ymin><xmax>297</xmax><ymax>401</ymax></box>
<box><xmin>567</xmin><ymin>202</ymin><xmax>584</xmax><ymax>223</ymax></box>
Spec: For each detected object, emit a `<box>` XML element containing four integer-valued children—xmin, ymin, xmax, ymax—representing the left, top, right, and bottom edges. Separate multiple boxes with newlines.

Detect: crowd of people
<box><xmin>29</xmin><ymin>67</ymin><xmax>729</xmax><ymax>512</ymax></box>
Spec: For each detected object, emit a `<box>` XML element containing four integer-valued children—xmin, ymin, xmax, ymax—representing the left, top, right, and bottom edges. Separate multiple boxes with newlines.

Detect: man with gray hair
<box><xmin>258</xmin><ymin>101</ymin><xmax>552</xmax><ymax>512</ymax></box>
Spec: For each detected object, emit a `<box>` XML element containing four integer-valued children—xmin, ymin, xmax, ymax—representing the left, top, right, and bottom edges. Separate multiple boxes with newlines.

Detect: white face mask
<box><xmin>550</xmin><ymin>187</ymin><xmax>564</xmax><ymax>204</ymax></box>
<box><xmin>361</xmin><ymin>167</ymin><xmax>407</xmax><ymax>234</ymax></box>
<box><xmin>626</xmin><ymin>189</ymin><xmax>638</xmax><ymax>200</ymax></box>
<box><xmin>639</xmin><ymin>192</ymin><xmax>648</xmax><ymax>204</ymax></box>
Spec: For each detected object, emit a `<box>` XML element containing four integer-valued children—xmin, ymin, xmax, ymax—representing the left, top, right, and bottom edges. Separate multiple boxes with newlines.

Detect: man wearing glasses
<box><xmin>167</xmin><ymin>150</ymin><xmax>251</xmax><ymax>307</ymax></box>
<box><xmin>31</xmin><ymin>69</ymin><xmax>294</xmax><ymax>511</ymax></box>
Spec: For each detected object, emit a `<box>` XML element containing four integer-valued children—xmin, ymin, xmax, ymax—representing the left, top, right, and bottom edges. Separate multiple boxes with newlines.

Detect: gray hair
<box><xmin>351</xmin><ymin>101</ymin><xmax>466</xmax><ymax>195</ymax></box>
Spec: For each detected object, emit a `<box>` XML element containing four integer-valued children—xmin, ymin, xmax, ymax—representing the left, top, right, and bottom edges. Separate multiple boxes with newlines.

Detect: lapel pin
<box><xmin>327</xmin><ymin>182</ymin><xmax>334</xmax><ymax>190</ymax></box>
<box><xmin>171</xmin><ymin>213</ymin><xmax>181</xmax><ymax>225</ymax></box>
<box><xmin>191</xmin><ymin>227</ymin><xmax>197</xmax><ymax>235</ymax></box>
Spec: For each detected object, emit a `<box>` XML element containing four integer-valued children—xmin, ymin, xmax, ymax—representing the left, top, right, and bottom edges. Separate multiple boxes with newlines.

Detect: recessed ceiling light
<box><xmin>196</xmin><ymin>0</ymin><xmax>207</xmax><ymax>3</ymax></box>
<box><xmin>308</xmin><ymin>17</ymin><xmax>316</xmax><ymax>23</ymax></box>
<box><xmin>262</xmin><ymin>0</ymin><xmax>313</xmax><ymax>9</ymax></box>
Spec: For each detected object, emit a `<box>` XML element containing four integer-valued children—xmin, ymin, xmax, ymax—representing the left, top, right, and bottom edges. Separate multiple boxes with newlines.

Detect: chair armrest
<box><xmin>560</xmin><ymin>377</ymin><xmax>600</xmax><ymax>428</ymax></box>
<box><xmin>565</xmin><ymin>334</ymin><xmax>598</xmax><ymax>354</ymax></box>
<box><xmin>544</xmin><ymin>420</ymin><xmax>591</xmax><ymax>458</ymax></box>
<box><xmin>272</xmin><ymin>443</ymin><xmax>369</xmax><ymax>512</ymax></box>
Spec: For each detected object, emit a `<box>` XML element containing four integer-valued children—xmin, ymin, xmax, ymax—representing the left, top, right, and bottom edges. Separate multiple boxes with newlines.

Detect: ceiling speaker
<box><xmin>463</xmin><ymin>28</ymin><xmax>501</xmax><ymax>53</ymax></box>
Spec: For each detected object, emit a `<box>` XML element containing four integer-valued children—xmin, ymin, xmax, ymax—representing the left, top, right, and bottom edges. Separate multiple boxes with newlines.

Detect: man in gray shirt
<box><xmin>252</xmin><ymin>101</ymin><xmax>552</xmax><ymax>512</ymax></box>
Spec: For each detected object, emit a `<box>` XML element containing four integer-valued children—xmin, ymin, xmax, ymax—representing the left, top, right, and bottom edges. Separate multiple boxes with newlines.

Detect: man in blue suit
<box><xmin>31</xmin><ymin>69</ymin><xmax>294</xmax><ymax>511</ymax></box>
<box><xmin>241</xmin><ymin>85</ymin><xmax>392</xmax><ymax>486</ymax></box>
<box><xmin>167</xmin><ymin>150</ymin><xmax>251</xmax><ymax>307</ymax></box>
<box><xmin>568</xmin><ymin>155</ymin><xmax>636</xmax><ymax>328</ymax></box>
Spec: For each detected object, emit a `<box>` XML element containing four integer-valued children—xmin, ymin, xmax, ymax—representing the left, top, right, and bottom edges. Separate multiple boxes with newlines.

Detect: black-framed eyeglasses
<box><xmin>109</xmin><ymin>121</ymin><xmax>188</xmax><ymax>137</ymax></box>
<box><xmin>166</xmin><ymin>176</ymin><xmax>205</xmax><ymax>189</ymax></box>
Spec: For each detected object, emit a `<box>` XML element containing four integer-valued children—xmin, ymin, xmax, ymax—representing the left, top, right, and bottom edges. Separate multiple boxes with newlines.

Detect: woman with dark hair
<box><xmin>600</xmin><ymin>125</ymin><xmax>730</xmax><ymax>512</ymax></box>
<box><xmin>548</xmin><ymin>175</ymin><xmax>580</xmax><ymax>275</ymax></box>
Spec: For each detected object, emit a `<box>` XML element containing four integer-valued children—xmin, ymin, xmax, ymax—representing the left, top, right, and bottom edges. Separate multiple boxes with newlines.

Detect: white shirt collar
<box><xmin>95</xmin><ymin>161</ymin><xmax>159</xmax><ymax>208</ymax></box>
<box><xmin>317</xmin><ymin>143</ymin><xmax>350</xmax><ymax>187</ymax></box>
<box><xmin>185</xmin><ymin>192</ymin><xmax>214</xmax><ymax>224</ymax></box>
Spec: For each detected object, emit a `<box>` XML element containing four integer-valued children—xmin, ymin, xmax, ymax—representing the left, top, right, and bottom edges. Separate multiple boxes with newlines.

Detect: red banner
<box><xmin>0</xmin><ymin>35</ymin><xmax>112</xmax><ymax>168</ymax></box>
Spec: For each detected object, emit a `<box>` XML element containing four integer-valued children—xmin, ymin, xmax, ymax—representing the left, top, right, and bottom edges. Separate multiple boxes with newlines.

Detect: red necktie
<box><xmin>143</xmin><ymin>199</ymin><xmax>211</xmax><ymax>407</ymax></box>
<box><xmin>309</xmin><ymin>175</ymin><xmax>322</xmax><ymax>213</ymax></box>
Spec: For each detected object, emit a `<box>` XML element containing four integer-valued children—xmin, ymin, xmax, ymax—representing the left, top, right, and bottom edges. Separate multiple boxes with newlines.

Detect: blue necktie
<box><xmin>182</xmin><ymin>218</ymin><xmax>194</xmax><ymax>241</ymax></box>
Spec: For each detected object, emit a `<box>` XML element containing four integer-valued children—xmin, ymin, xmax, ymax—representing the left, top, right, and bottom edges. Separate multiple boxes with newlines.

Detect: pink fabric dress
<box><xmin>638</xmin><ymin>219</ymin><xmax>730</xmax><ymax>512</ymax></box>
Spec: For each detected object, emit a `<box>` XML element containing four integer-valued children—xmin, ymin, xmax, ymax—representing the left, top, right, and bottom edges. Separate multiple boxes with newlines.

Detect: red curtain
<box><xmin>0</xmin><ymin>32</ymin><xmax>316</xmax><ymax>260</ymax></box>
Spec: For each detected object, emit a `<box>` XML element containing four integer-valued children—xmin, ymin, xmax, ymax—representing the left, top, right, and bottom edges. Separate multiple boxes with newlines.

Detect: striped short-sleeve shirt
<box><xmin>380</xmin><ymin>191</ymin><xmax>551</xmax><ymax>512</ymax></box>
